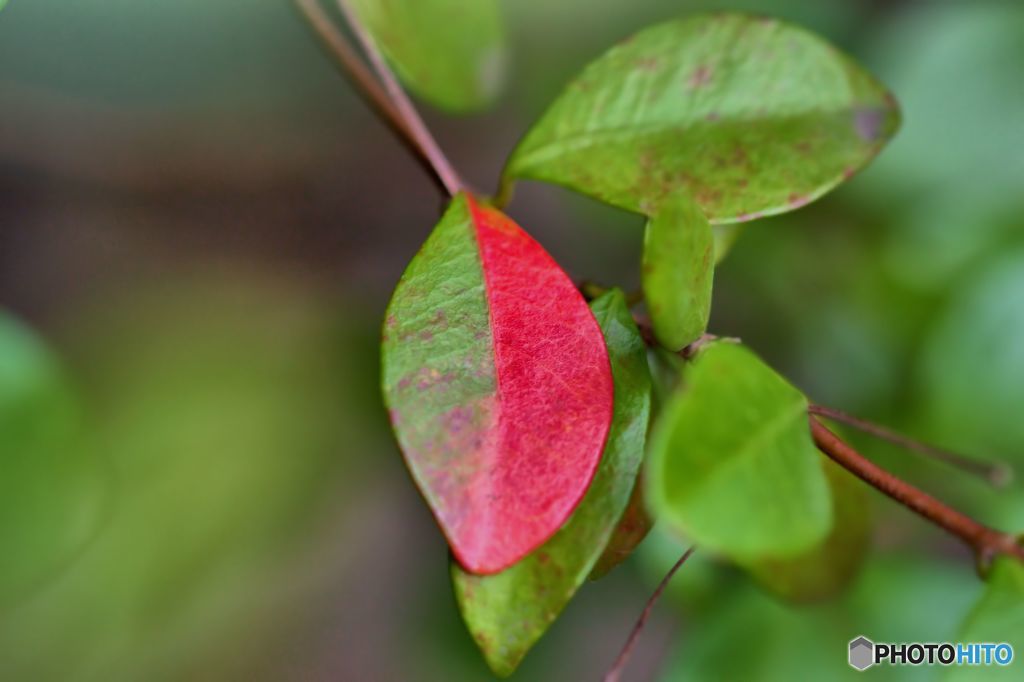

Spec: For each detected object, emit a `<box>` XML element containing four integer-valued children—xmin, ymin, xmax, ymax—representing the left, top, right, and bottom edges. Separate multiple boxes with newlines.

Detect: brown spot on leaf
<box><xmin>854</xmin><ymin>108</ymin><xmax>886</xmax><ymax>141</ymax></box>
<box><xmin>634</xmin><ymin>57</ymin><xmax>660</xmax><ymax>72</ymax></box>
<box><xmin>731</xmin><ymin>146</ymin><xmax>750</xmax><ymax>167</ymax></box>
<box><xmin>695</xmin><ymin>186</ymin><xmax>722</xmax><ymax>207</ymax></box>
<box><xmin>688</xmin><ymin>64</ymin><xmax>714</xmax><ymax>89</ymax></box>
<box><xmin>787</xmin><ymin>193</ymin><xmax>810</xmax><ymax>208</ymax></box>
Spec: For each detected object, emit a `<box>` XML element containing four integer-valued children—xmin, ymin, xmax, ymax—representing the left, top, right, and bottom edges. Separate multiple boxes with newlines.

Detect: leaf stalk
<box><xmin>603</xmin><ymin>546</ymin><xmax>696</xmax><ymax>682</ymax></box>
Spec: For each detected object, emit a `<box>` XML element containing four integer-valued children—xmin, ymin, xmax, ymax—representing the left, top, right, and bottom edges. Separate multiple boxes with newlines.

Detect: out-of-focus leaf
<box><xmin>861</xmin><ymin>2</ymin><xmax>1024</xmax><ymax>205</ymax></box>
<box><xmin>921</xmin><ymin>251</ymin><xmax>1024</xmax><ymax>462</ymax></box>
<box><xmin>589</xmin><ymin>470</ymin><xmax>653</xmax><ymax>580</ymax></box>
<box><xmin>647</xmin><ymin>341</ymin><xmax>831</xmax><ymax>561</ymax></box>
<box><xmin>0</xmin><ymin>311</ymin><xmax>103</xmax><ymax>607</ymax></box>
<box><xmin>504</xmin><ymin>13</ymin><xmax>899</xmax><ymax>223</ymax></box>
<box><xmin>0</xmin><ymin>274</ymin><xmax>370</xmax><ymax>682</ymax></box>
<box><xmin>947</xmin><ymin>557</ymin><xmax>1024</xmax><ymax>681</ymax></box>
<box><xmin>642</xmin><ymin>195</ymin><xmax>714</xmax><ymax>350</ymax></box>
<box><xmin>858</xmin><ymin>2</ymin><xmax>1024</xmax><ymax>288</ymax></box>
<box><xmin>382</xmin><ymin>193</ymin><xmax>613</xmax><ymax>575</ymax></box>
<box><xmin>660</xmin><ymin>555</ymin><xmax>979</xmax><ymax>682</ymax></box>
<box><xmin>349</xmin><ymin>0</ymin><xmax>506</xmax><ymax>112</ymax></box>
<box><xmin>742</xmin><ymin>457</ymin><xmax>869</xmax><ymax>602</ymax></box>
<box><xmin>452</xmin><ymin>289</ymin><xmax>650</xmax><ymax>677</ymax></box>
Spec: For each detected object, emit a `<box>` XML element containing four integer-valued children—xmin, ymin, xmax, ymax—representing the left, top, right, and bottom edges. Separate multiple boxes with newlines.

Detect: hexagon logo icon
<box><xmin>849</xmin><ymin>636</ymin><xmax>875</xmax><ymax>671</ymax></box>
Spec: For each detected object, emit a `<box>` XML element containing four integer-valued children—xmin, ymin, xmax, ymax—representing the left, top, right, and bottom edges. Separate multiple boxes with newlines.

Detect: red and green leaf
<box><xmin>452</xmin><ymin>289</ymin><xmax>651</xmax><ymax>676</ymax></box>
<box><xmin>381</xmin><ymin>193</ymin><xmax>614</xmax><ymax>574</ymax></box>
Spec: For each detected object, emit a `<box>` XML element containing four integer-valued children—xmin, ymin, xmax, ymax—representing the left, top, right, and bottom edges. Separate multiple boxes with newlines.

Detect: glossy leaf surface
<box><xmin>642</xmin><ymin>195</ymin><xmax>715</xmax><ymax>350</ymax></box>
<box><xmin>647</xmin><ymin>341</ymin><xmax>831</xmax><ymax>560</ymax></box>
<box><xmin>349</xmin><ymin>0</ymin><xmax>506</xmax><ymax>112</ymax></box>
<box><xmin>505</xmin><ymin>13</ymin><xmax>900</xmax><ymax>223</ymax></box>
<box><xmin>382</xmin><ymin>194</ymin><xmax>614</xmax><ymax>574</ymax></box>
<box><xmin>451</xmin><ymin>289</ymin><xmax>650</xmax><ymax>675</ymax></box>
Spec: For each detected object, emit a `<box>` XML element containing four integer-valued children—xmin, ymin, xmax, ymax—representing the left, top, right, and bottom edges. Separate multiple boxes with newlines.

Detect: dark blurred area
<box><xmin>1</xmin><ymin>1</ymin><xmax>1022</xmax><ymax>680</ymax></box>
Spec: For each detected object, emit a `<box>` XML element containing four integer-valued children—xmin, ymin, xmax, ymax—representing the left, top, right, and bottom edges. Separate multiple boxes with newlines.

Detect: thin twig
<box><xmin>604</xmin><ymin>546</ymin><xmax>696</xmax><ymax>682</ymax></box>
<box><xmin>292</xmin><ymin>0</ymin><xmax>451</xmax><ymax>193</ymax></box>
<box><xmin>809</xmin><ymin>404</ymin><xmax>1013</xmax><ymax>488</ymax></box>
<box><xmin>335</xmin><ymin>0</ymin><xmax>464</xmax><ymax>196</ymax></box>
<box><xmin>810</xmin><ymin>418</ymin><xmax>1024</xmax><ymax>567</ymax></box>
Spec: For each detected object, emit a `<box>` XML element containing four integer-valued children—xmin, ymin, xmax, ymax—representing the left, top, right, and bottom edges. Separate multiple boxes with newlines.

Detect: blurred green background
<box><xmin>1</xmin><ymin>0</ymin><xmax>1022</xmax><ymax>680</ymax></box>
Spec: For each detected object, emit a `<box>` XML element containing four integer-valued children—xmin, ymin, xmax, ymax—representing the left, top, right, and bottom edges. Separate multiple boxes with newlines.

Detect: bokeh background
<box><xmin>1</xmin><ymin>0</ymin><xmax>1022</xmax><ymax>680</ymax></box>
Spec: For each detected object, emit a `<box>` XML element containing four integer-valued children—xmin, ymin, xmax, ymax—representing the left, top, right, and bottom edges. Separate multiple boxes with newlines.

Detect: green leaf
<box><xmin>662</xmin><ymin>554</ymin><xmax>978</xmax><ymax>682</ymax></box>
<box><xmin>349</xmin><ymin>0</ymin><xmax>506</xmax><ymax>113</ymax></box>
<box><xmin>504</xmin><ymin>13</ymin><xmax>899</xmax><ymax>222</ymax></box>
<box><xmin>922</xmin><ymin>250</ymin><xmax>1024</xmax><ymax>461</ymax></box>
<box><xmin>451</xmin><ymin>289</ymin><xmax>651</xmax><ymax>677</ymax></box>
<box><xmin>948</xmin><ymin>557</ymin><xmax>1024</xmax><ymax>681</ymax></box>
<box><xmin>588</xmin><ymin>471</ymin><xmax>653</xmax><ymax>580</ymax></box>
<box><xmin>646</xmin><ymin>341</ymin><xmax>832</xmax><ymax>560</ymax></box>
<box><xmin>742</xmin><ymin>457</ymin><xmax>870</xmax><ymax>602</ymax></box>
<box><xmin>0</xmin><ymin>311</ymin><xmax>103</xmax><ymax>606</ymax></box>
<box><xmin>642</xmin><ymin>195</ymin><xmax>715</xmax><ymax>350</ymax></box>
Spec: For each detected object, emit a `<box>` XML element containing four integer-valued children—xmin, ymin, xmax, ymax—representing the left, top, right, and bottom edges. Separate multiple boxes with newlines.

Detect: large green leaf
<box><xmin>947</xmin><ymin>557</ymin><xmax>1024</xmax><ymax>681</ymax></box>
<box><xmin>742</xmin><ymin>457</ymin><xmax>869</xmax><ymax>602</ymax></box>
<box><xmin>504</xmin><ymin>13</ymin><xmax>899</xmax><ymax>223</ymax></box>
<box><xmin>646</xmin><ymin>341</ymin><xmax>831</xmax><ymax>560</ymax></box>
<box><xmin>451</xmin><ymin>289</ymin><xmax>651</xmax><ymax>677</ymax></box>
<box><xmin>0</xmin><ymin>311</ymin><xmax>103</xmax><ymax>606</ymax></box>
<box><xmin>642</xmin><ymin>195</ymin><xmax>715</xmax><ymax>350</ymax></box>
<box><xmin>349</xmin><ymin>0</ymin><xmax>506</xmax><ymax>112</ymax></box>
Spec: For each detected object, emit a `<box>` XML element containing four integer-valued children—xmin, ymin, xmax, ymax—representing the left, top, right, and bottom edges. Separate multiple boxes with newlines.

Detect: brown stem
<box><xmin>603</xmin><ymin>546</ymin><xmax>696</xmax><ymax>682</ymax></box>
<box><xmin>810</xmin><ymin>418</ymin><xmax>1024</xmax><ymax>565</ymax></box>
<box><xmin>292</xmin><ymin>0</ymin><xmax>448</xmax><ymax>194</ymax></box>
<box><xmin>335</xmin><ymin>0</ymin><xmax>464</xmax><ymax>196</ymax></box>
<box><xmin>809</xmin><ymin>404</ymin><xmax>1012</xmax><ymax>488</ymax></box>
